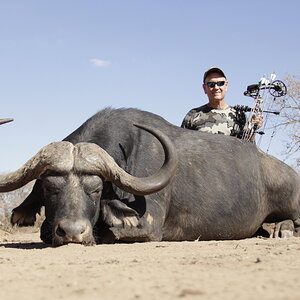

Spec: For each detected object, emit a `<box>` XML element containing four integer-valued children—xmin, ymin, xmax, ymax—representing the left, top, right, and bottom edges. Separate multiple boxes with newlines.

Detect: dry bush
<box><xmin>267</xmin><ymin>75</ymin><xmax>300</xmax><ymax>169</ymax></box>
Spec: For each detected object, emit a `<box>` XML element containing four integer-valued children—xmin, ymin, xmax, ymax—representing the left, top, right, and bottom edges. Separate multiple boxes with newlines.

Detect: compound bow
<box><xmin>234</xmin><ymin>74</ymin><xmax>287</xmax><ymax>145</ymax></box>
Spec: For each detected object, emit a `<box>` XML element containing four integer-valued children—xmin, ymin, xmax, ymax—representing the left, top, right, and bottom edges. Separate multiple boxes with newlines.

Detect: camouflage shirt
<box><xmin>181</xmin><ymin>104</ymin><xmax>245</xmax><ymax>136</ymax></box>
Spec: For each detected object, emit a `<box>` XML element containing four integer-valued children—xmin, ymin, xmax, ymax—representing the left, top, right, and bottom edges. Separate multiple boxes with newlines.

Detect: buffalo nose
<box><xmin>56</xmin><ymin>219</ymin><xmax>89</xmax><ymax>242</ymax></box>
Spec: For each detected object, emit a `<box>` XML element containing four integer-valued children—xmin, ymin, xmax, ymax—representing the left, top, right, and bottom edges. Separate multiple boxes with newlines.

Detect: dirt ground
<box><xmin>0</xmin><ymin>228</ymin><xmax>300</xmax><ymax>300</ymax></box>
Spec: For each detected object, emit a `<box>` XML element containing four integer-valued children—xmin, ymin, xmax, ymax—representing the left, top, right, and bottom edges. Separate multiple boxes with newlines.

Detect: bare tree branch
<box><xmin>268</xmin><ymin>75</ymin><xmax>300</xmax><ymax>169</ymax></box>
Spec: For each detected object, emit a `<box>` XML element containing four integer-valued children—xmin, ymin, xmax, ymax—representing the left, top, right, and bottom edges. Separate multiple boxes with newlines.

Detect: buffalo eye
<box><xmin>87</xmin><ymin>187</ymin><xmax>102</xmax><ymax>196</ymax></box>
<box><xmin>89</xmin><ymin>188</ymin><xmax>100</xmax><ymax>195</ymax></box>
<box><xmin>82</xmin><ymin>175</ymin><xmax>103</xmax><ymax>196</ymax></box>
<box><xmin>42</xmin><ymin>176</ymin><xmax>65</xmax><ymax>195</ymax></box>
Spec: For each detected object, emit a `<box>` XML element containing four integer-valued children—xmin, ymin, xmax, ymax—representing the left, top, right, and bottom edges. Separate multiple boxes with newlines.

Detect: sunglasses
<box><xmin>206</xmin><ymin>81</ymin><xmax>226</xmax><ymax>88</ymax></box>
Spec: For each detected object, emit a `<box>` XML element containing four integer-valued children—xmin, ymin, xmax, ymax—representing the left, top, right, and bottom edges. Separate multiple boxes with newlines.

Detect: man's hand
<box><xmin>251</xmin><ymin>114</ymin><xmax>263</xmax><ymax>129</ymax></box>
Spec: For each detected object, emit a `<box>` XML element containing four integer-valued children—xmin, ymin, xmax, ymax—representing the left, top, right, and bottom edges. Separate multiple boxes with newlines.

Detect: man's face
<box><xmin>202</xmin><ymin>73</ymin><xmax>228</xmax><ymax>103</ymax></box>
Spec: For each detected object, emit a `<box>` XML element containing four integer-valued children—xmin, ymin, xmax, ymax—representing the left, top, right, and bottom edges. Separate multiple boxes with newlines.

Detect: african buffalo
<box><xmin>1</xmin><ymin>108</ymin><xmax>299</xmax><ymax>246</ymax></box>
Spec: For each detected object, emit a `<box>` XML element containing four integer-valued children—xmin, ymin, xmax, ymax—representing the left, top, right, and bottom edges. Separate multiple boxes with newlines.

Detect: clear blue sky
<box><xmin>1</xmin><ymin>0</ymin><xmax>299</xmax><ymax>172</ymax></box>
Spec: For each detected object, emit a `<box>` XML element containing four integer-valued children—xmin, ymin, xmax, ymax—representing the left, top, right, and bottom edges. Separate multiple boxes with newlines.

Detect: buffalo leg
<box><xmin>101</xmin><ymin>198</ymin><xmax>165</xmax><ymax>242</ymax></box>
<box><xmin>293</xmin><ymin>218</ymin><xmax>300</xmax><ymax>237</ymax></box>
<box><xmin>11</xmin><ymin>180</ymin><xmax>44</xmax><ymax>226</ymax></box>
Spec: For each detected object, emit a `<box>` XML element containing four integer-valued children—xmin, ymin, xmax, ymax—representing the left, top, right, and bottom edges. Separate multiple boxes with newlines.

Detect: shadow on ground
<box><xmin>0</xmin><ymin>241</ymin><xmax>49</xmax><ymax>249</ymax></box>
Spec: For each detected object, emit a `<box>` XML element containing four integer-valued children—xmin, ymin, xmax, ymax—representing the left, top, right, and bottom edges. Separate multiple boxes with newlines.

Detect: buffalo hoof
<box><xmin>280</xmin><ymin>230</ymin><xmax>294</xmax><ymax>238</ymax></box>
<box><xmin>262</xmin><ymin>220</ymin><xmax>295</xmax><ymax>238</ymax></box>
<box><xmin>11</xmin><ymin>206</ymin><xmax>38</xmax><ymax>226</ymax></box>
<box><xmin>274</xmin><ymin>220</ymin><xmax>294</xmax><ymax>238</ymax></box>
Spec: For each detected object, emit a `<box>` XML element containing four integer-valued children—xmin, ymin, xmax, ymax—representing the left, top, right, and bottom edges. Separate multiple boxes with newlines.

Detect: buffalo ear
<box><xmin>101</xmin><ymin>200</ymin><xmax>139</xmax><ymax>228</ymax></box>
<box><xmin>11</xmin><ymin>180</ymin><xmax>45</xmax><ymax>226</ymax></box>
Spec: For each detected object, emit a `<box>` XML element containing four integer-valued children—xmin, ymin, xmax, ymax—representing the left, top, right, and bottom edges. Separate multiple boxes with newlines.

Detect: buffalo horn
<box><xmin>0</xmin><ymin>125</ymin><xmax>178</xmax><ymax>196</ymax></box>
<box><xmin>0</xmin><ymin>142</ymin><xmax>74</xmax><ymax>192</ymax></box>
<box><xmin>74</xmin><ymin>124</ymin><xmax>178</xmax><ymax>196</ymax></box>
<box><xmin>0</xmin><ymin>118</ymin><xmax>14</xmax><ymax>125</ymax></box>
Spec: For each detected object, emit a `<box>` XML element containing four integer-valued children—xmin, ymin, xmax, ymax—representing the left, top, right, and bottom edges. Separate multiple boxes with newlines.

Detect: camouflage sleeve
<box><xmin>181</xmin><ymin>110</ymin><xmax>194</xmax><ymax>129</ymax></box>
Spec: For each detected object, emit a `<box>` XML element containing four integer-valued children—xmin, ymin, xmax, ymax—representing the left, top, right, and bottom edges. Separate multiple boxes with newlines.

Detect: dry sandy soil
<box><xmin>1</xmin><ymin>227</ymin><xmax>300</xmax><ymax>300</ymax></box>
